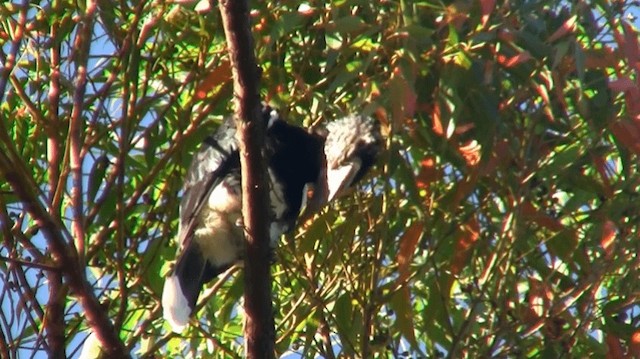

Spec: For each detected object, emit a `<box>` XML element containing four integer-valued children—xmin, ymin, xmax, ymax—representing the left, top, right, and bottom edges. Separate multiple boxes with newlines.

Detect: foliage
<box><xmin>1</xmin><ymin>0</ymin><xmax>640</xmax><ymax>357</ymax></box>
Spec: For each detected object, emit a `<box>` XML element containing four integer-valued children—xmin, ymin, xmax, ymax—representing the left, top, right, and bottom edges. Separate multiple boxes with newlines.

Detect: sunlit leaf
<box><xmin>195</xmin><ymin>60</ymin><xmax>232</xmax><ymax>100</ymax></box>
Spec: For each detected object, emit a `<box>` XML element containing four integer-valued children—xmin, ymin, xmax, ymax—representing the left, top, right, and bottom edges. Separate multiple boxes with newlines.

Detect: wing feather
<box><xmin>177</xmin><ymin>118</ymin><xmax>240</xmax><ymax>251</ymax></box>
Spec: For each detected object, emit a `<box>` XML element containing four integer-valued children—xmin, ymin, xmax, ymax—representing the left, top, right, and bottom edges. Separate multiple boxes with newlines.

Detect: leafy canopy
<box><xmin>1</xmin><ymin>0</ymin><xmax>640</xmax><ymax>357</ymax></box>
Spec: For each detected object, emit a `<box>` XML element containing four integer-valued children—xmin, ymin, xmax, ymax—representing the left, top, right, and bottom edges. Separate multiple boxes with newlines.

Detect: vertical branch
<box><xmin>45</xmin><ymin>4</ymin><xmax>66</xmax><ymax>355</ymax></box>
<box><xmin>108</xmin><ymin>0</ymin><xmax>146</xmax><ymax>332</ymax></box>
<box><xmin>47</xmin><ymin>0</ymin><xmax>62</xmax><ymax>210</ymax></box>
<box><xmin>218</xmin><ymin>1</ymin><xmax>275</xmax><ymax>358</ymax></box>
<box><xmin>0</xmin><ymin>319</ymin><xmax>8</xmax><ymax>359</ymax></box>
<box><xmin>68</xmin><ymin>0</ymin><xmax>97</xmax><ymax>264</ymax></box>
<box><xmin>45</xmin><ymin>271</ymin><xmax>65</xmax><ymax>358</ymax></box>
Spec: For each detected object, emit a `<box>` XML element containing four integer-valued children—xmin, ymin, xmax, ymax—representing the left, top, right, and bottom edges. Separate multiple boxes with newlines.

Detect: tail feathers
<box><xmin>162</xmin><ymin>242</ymin><xmax>208</xmax><ymax>333</ymax></box>
<box><xmin>162</xmin><ymin>275</ymin><xmax>191</xmax><ymax>333</ymax></box>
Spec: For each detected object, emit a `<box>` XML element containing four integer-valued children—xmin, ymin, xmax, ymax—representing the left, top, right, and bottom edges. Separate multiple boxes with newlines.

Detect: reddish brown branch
<box><xmin>0</xmin><ymin>0</ymin><xmax>28</xmax><ymax>105</ymax></box>
<box><xmin>68</xmin><ymin>0</ymin><xmax>97</xmax><ymax>264</ymax></box>
<box><xmin>0</xmin><ymin>319</ymin><xmax>9</xmax><ymax>359</ymax></box>
<box><xmin>45</xmin><ymin>8</ymin><xmax>66</xmax><ymax>356</ymax></box>
<box><xmin>218</xmin><ymin>0</ymin><xmax>275</xmax><ymax>357</ymax></box>
<box><xmin>45</xmin><ymin>271</ymin><xmax>65</xmax><ymax>358</ymax></box>
<box><xmin>0</xmin><ymin>162</ymin><xmax>129</xmax><ymax>357</ymax></box>
<box><xmin>47</xmin><ymin>0</ymin><xmax>62</xmax><ymax>213</ymax></box>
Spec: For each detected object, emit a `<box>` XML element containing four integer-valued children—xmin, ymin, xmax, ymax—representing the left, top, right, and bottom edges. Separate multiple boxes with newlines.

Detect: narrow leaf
<box><xmin>547</xmin><ymin>15</ymin><xmax>577</xmax><ymax>43</ymax></box>
<box><xmin>195</xmin><ymin>60</ymin><xmax>232</xmax><ymax>100</ymax></box>
<box><xmin>479</xmin><ymin>0</ymin><xmax>495</xmax><ymax>28</ymax></box>
<box><xmin>397</xmin><ymin>222</ymin><xmax>423</xmax><ymax>285</ymax></box>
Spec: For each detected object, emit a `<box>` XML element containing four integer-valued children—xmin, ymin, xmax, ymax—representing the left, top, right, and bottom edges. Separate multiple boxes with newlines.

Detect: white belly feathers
<box><xmin>194</xmin><ymin>172</ymin><xmax>286</xmax><ymax>266</ymax></box>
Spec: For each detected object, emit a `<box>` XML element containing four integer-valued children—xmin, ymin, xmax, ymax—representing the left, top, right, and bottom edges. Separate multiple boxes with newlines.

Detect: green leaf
<box><xmin>389</xmin><ymin>289</ymin><xmax>418</xmax><ymax>348</ymax></box>
<box><xmin>333</xmin><ymin>16</ymin><xmax>366</xmax><ymax>34</ymax></box>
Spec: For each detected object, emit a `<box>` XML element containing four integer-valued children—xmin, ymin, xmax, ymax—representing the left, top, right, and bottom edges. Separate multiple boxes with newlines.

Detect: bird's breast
<box><xmin>208</xmin><ymin>181</ymin><xmax>241</xmax><ymax>213</ymax></box>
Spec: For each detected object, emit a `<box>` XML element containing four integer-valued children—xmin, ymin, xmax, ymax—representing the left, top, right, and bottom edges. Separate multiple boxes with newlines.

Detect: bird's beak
<box><xmin>325</xmin><ymin>161</ymin><xmax>361</xmax><ymax>202</ymax></box>
<box><xmin>299</xmin><ymin>158</ymin><xmax>361</xmax><ymax>222</ymax></box>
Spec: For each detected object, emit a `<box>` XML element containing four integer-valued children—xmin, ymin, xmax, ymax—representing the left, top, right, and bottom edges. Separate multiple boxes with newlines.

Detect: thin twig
<box><xmin>68</xmin><ymin>0</ymin><xmax>98</xmax><ymax>265</ymax></box>
<box><xmin>0</xmin><ymin>0</ymin><xmax>28</xmax><ymax>105</ymax></box>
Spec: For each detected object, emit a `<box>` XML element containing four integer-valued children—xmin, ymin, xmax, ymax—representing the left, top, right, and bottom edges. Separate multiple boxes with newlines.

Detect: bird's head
<box><xmin>304</xmin><ymin>114</ymin><xmax>382</xmax><ymax>216</ymax></box>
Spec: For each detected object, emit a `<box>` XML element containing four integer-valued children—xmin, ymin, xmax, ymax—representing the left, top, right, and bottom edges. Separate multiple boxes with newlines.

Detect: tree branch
<box><xmin>45</xmin><ymin>271</ymin><xmax>65</xmax><ymax>358</ymax></box>
<box><xmin>67</xmin><ymin>0</ymin><xmax>97</xmax><ymax>264</ymax></box>
<box><xmin>218</xmin><ymin>1</ymin><xmax>275</xmax><ymax>357</ymax></box>
<box><xmin>0</xmin><ymin>155</ymin><xmax>129</xmax><ymax>358</ymax></box>
<box><xmin>0</xmin><ymin>316</ymin><xmax>9</xmax><ymax>359</ymax></box>
<box><xmin>0</xmin><ymin>0</ymin><xmax>27</xmax><ymax>106</ymax></box>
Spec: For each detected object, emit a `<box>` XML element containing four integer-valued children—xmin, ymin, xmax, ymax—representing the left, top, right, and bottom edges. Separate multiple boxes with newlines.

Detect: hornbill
<box><xmin>162</xmin><ymin>105</ymin><xmax>381</xmax><ymax>333</ymax></box>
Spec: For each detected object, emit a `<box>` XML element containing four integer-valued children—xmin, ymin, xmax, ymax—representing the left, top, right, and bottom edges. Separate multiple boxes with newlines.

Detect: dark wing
<box><xmin>176</xmin><ymin>103</ymin><xmax>281</xmax><ymax>249</ymax></box>
<box><xmin>177</xmin><ymin>119</ymin><xmax>239</xmax><ymax>251</ymax></box>
<box><xmin>163</xmin><ymin>116</ymin><xmax>240</xmax><ymax>333</ymax></box>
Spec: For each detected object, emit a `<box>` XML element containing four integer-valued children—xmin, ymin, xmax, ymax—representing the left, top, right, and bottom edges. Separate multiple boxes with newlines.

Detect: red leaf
<box><xmin>479</xmin><ymin>0</ymin><xmax>495</xmax><ymax>28</ymax></box>
<box><xmin>393</xmin><ymin>223</ymin><xmax>422</xmax><ymax>347</ymax></box>
<box><xmin>592</xmin><ymin>154</ymin><xmax>613</xmax><ymax>198</ymax></box>
<box><xmin>498</xmin><ymin>51</ymin><xmax>532</xmax><ymax>68</ymax></box>
<box><xmin>610</xmin><ymin>121</ymin><xmax>640</xmax><ymax>155</ymax></box>
<box><xmin>480</xmin><ymin>139</ymin><xmax>509</xmax><ymax>176</ymax></box>
<box><xmin>600</xmin><ymin>220</ymin><xmax>616</xmax><ymax>259</ymax></box>
<box><xmin>452</xmin><ymin>178</ymin><xmax>477</xmax><ymax>209</ymax></box>
<box><xmin>416</xmin><ymin>157</ymin><xmax>438</xmax><ymax>191</ymax></box>
<box><xmin>534</xmin><ymin>83</ymin><xmax>553</xmax><ymax>121</ymax></box>
<box><xmin>458</xmin><ymin>140</ymin><xmax>481</xmax><ymax>167</ymax></box>
<box><xmin>547</xmin><ymin>15</ymin><xmax>577</xmax><ymax>43</ymax></box>
<box><xmin>195</xmin><ymin>60</ymin><xmax>232</xmax><ymax>100</ymax></box>
<box><xmin>439</xmin><ymin>3</ymin><xmax>470</xmax><ymax>30</ymax></box>
<box><xmin>584</xmin><ymin>47</ymin><xmax>618</xmax><ymax>69</ymax></box>
<box><xmin>621</xmin><ymin>21</ymin><xmax>640</xmax><ymax>69</ymax></box>
<box><xmin>507</xmin><ymin>52</ymin><xmax>532</xmax><ymax>67</ymax></box>
<box><xmin>496</xmin><ymin>53</ymin><xmax>507</xmax><ymax>66</ymax></box>
<box><xmin>389</xmin><ymin>72</ymin><xmax>405</xmax><ymax>128</ymax></box>
<box><xmin>454</xmin><ymin>123</ymin><xmax>475</xmax><ymax>135</ymax></box>
<box><xmin>521</xmin><ymin>201</ymin><xmax>563</xmax><ymax>232</ymax></box>
<box><xmin>432</xmin><ymin>102</ymin><xmax>444</xmax><ymax>136</ymax></box>
<box><xmin>608</xmin><ymin>77</ymin><xmax>636</xmax><ymax>92</ymax></box>
<box><xmin>630</xmin><ymin>330</ymin><xmax>640</xmax><ymax>357</ymax></box>
<box><xmin>612</xmin><ymin>20</ymin><xmax>640</xmax><ymax>83</ymax></box>
<box><xmin>394</xmin><ymin>222</ymin><xmax>422</xmax><ymax>345</ymax></box>
<box><xmin>389</xmin><ymin>66</ymin><xmax>418</xmax><ymax>120</ymax></box>
<box><xmin>405</xmin><ymin>86</ymin><xmax>417</xmax><ymax>118</ymax></box>
<box><xmin>552</xmin><ymin>72</ymin><xmax>570</xmax><ymax>114</ymax></box>
<box><xmin>396</xmin><ymin>222</ymin><xmax>424</xmax><ymax>285</ymax></box>
<box><xmin>450</xmin><ymin>217</ymin><xmax>480</xmax><ymax>275</ymax></box>
<box><xmin>497</xmin><ymin>29</ymin><xmax>516</xmax><ymax>43</ymax></box>
<box><xmin>605</xmin><ymin>334</ymin><xmax>625</xmax><ymax>359</ymax></box>
<box><xmin>526</xmin><ymin>278</ymin><xmax>548</xmax><ymax>318</ymax></box>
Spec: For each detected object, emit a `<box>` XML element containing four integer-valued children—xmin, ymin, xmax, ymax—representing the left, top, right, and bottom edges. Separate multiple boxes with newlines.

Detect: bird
<box><xmin>162</xmin><ymin>104</ymin><xmax>324</xmax><ymax>333</ymax></box>
<box><xmin>162</xmin><ymin>105</ymin><xmax>382</xmax><ymax>333</ymax></box>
